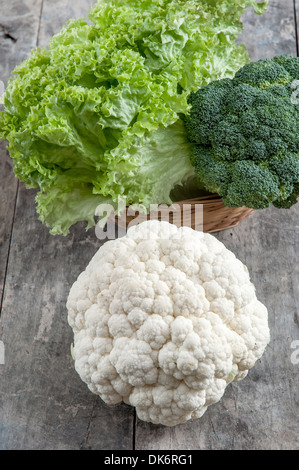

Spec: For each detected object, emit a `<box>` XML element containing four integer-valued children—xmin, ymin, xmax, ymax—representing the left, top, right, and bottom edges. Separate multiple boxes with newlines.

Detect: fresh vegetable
<box><xmin>184</xmin><ymin>55</ymin><xmax>299</xmax><ymax>210</ymax></box>
<box><xmin>67</xmin><ymin>220</ymin><xmax>270</xmax><ymax>426</ymax></box>
<box><xmin>0</xmin><ymin>0</ymin><xmax>268</xmax><ymax>235</ymax></box>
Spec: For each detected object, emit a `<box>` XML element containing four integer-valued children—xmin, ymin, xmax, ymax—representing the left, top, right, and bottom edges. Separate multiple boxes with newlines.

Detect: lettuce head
<box><xmin>0</xmin><ymin>0</ymin><xmax>268</xmax><ymax>234</ymax></box>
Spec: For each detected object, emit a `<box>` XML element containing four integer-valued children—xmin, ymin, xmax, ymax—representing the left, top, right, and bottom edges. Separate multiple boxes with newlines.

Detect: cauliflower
<box><xmin>67</xmin><ymin>220</ymin><xmax>270</xmax><ymax>426</ymax></box>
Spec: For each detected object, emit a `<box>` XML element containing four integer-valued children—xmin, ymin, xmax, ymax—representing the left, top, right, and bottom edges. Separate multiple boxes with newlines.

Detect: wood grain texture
<box><xmin>0</xmin><ymin>184</ymin><xmax>134</xmax><ymax>450</ymax></box>
<box><xmin>0</xmin><ymin>0</ymin><xmax>299</xmax><ymax>451</ymax></box>
<box><xmin>136</xmin><ymin>207</ymin><xmax>299</xmax><ymax>450</ymax></box>
<box><xmin>0</xmin><ymin>0</ymin><xmax>134</xmax><ymax>450</ymax></box>
<box><xmin>0</xmin><ymin>0</ymin><xmax>43</xmax><ymax>309</ymax></box>
<box><xmin>296</xmin><ymin>0</ymin><xmax>299</xmax><ymax>55</ymax></box>
<box><xmin>37</xmin><ymin>0</ymin><xmax>96</xmax><ymax>48</ymax></box>
<box><xmin>0</xmin><ymin>143</ymin><xmax>18</xmax><ymax>310</ymax></box>
<box><xmin>0</xmin><ymin>0</ymin><xmax>44</xmax><ymax>84</ymax></box>
<box><xmin>238</xmin><ymin>0</ymin><xmax>297</xmax><ymax>59</ymax></box>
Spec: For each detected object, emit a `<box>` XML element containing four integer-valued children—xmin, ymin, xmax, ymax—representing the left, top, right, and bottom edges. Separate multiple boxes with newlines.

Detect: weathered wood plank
<box><xmin>0</xmin><ymin>183</ymin><xmax>134</xmax><ymax>450</ymax></box>
<box><xmin>295</xmin><ymin>0</ymin><xmax>299</xmax><ymax>55</ymax></box>
<box><xmin>0</xmin><ymin>0</ymin><xmax>44</xmax><ymax>308</ymax></box>
<box><xmin>0</xmin><ymin>0</ymin><xmax>44</xmax><ymax>80</ymax></box>
<box><xmin>135</xmin><ymin>1</ymin><xmax>299</xmax><ymax>450</ymax></box>
<box><xmin>238</xmin><ymin>0</ymin><xmax>297</xmax><ymax>59</ymax></box>
<box><xmin>135</xmin><ymin>207</ymin><xmax>299</xmax><ymax>450</ymax></box>
<box><xmin>37</xmin><ymin>0</ymin><xmax>96</xmax><ymax>48</ymax></box>
<box><xmin>0</xmin><ymin>0</ymin><xmax>134</xmax><ymax>450</ymax></box>
<box><xmin>0</xmin><ymin>144</ymin><xmax>18</xmax><ymax>310</ymax></box>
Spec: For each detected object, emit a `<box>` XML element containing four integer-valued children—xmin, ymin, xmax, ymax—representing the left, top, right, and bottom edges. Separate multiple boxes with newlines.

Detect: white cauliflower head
<box><xmin>67</xmin><ymin>220</ymin><xmax>270</xmax><ymax>426</ymax></box>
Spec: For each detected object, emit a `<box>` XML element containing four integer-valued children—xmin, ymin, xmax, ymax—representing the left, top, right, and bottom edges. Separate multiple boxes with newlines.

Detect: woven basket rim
<box><xmin>113</xmin><ymin>193</ymin><xmax>254</xmax><ymax>233</ymax></box>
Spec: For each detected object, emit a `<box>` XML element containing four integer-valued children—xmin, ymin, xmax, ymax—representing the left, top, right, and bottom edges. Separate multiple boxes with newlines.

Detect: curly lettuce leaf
<box><xmin>35</xmin><ymin>119</ymin><xmax>195</xmax><ymax>235</ymax></box>
<box><xmin>0</xmin><ymin>0</ymin><xmax>268</xmax><ymax>234</ymax></box>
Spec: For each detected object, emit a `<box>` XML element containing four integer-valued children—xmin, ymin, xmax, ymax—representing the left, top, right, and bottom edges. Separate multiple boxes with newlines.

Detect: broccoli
<box><xmin>184</xmin><ymin>55</ymin><xmax>299</xmax><ymax>210</ymax></box>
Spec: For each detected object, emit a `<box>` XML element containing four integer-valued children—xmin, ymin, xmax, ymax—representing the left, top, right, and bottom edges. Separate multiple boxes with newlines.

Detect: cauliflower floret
<box><xmin>67</xmin><ymin>220</ymin><xmax>270</xmax><ymax>426</ymax></box>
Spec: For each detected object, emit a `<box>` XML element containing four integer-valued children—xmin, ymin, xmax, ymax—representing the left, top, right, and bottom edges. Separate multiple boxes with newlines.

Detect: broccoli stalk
<box><xmin>184</xmin><ymin>55</ymin><xmax>299</xmax><ymax>210</ymax></box>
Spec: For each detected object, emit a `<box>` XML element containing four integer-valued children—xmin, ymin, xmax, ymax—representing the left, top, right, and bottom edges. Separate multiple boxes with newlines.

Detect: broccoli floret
<box><xmin>273</xmin><ymin>183</ymin><xmax>299</xmax><ymax>208</ymax></box>
<box><xmin>184</xmin><ymin>55</ymin><xmax>299</xmax><ymax>209</ymax></box>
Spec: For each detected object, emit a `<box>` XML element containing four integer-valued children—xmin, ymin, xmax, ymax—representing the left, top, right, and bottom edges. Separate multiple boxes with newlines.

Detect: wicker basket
<box><xmin>114</xmin><ymin>194</ymin><xmax>254</xmax><ymax>233</ymax></box>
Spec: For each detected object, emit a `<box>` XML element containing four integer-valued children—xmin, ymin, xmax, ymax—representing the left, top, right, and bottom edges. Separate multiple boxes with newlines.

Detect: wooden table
<box><xmin>0</xmin><ymin>1</ymin><xmax>298</xmax><ymax>450</ymax></box>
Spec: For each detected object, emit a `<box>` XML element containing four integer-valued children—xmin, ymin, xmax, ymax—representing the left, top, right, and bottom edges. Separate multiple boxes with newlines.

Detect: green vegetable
<box><xmin>184</xmin><ymin>55</ymin><xmax>299</xmax><ymax>210</ymax></box>
<box><xmin>0</xmin><ymin>0</ymin><xmax>268</xmax><ymax>234</ymax></box>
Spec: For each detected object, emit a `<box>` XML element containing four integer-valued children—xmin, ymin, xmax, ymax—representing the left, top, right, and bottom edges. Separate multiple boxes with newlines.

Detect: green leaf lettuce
<box><xmin>0</xmin><ymin>0</ymin><xmax>268</xmax><ymax>234</ymax></box>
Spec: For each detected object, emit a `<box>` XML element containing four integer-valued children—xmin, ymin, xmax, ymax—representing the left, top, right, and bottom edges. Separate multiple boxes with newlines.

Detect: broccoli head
<box><xmin>184</xmin><ymin>55</ymin><xmax>299</xmax><ymax>210</ymax></box>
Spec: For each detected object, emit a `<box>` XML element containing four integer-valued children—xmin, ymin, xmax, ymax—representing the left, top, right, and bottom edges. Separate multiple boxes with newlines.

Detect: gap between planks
<box><xmin>0</xmin><ymin>0</ymin><xmax>45</xmax><ymax>316</ymax></box>
<box><xmin>0</xmin><ymin>179</ymin><xmax>19</xmax><ymax>314</ymax></box>
<box><xmin>36</xmin><ymin>0</ymin><xmax>45</xmax><ymax>48</ymax></box>
<box><xmin>294</xmin><ymin>0</ymin><xmax>299</xmax><ymax>56</ymax></box>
